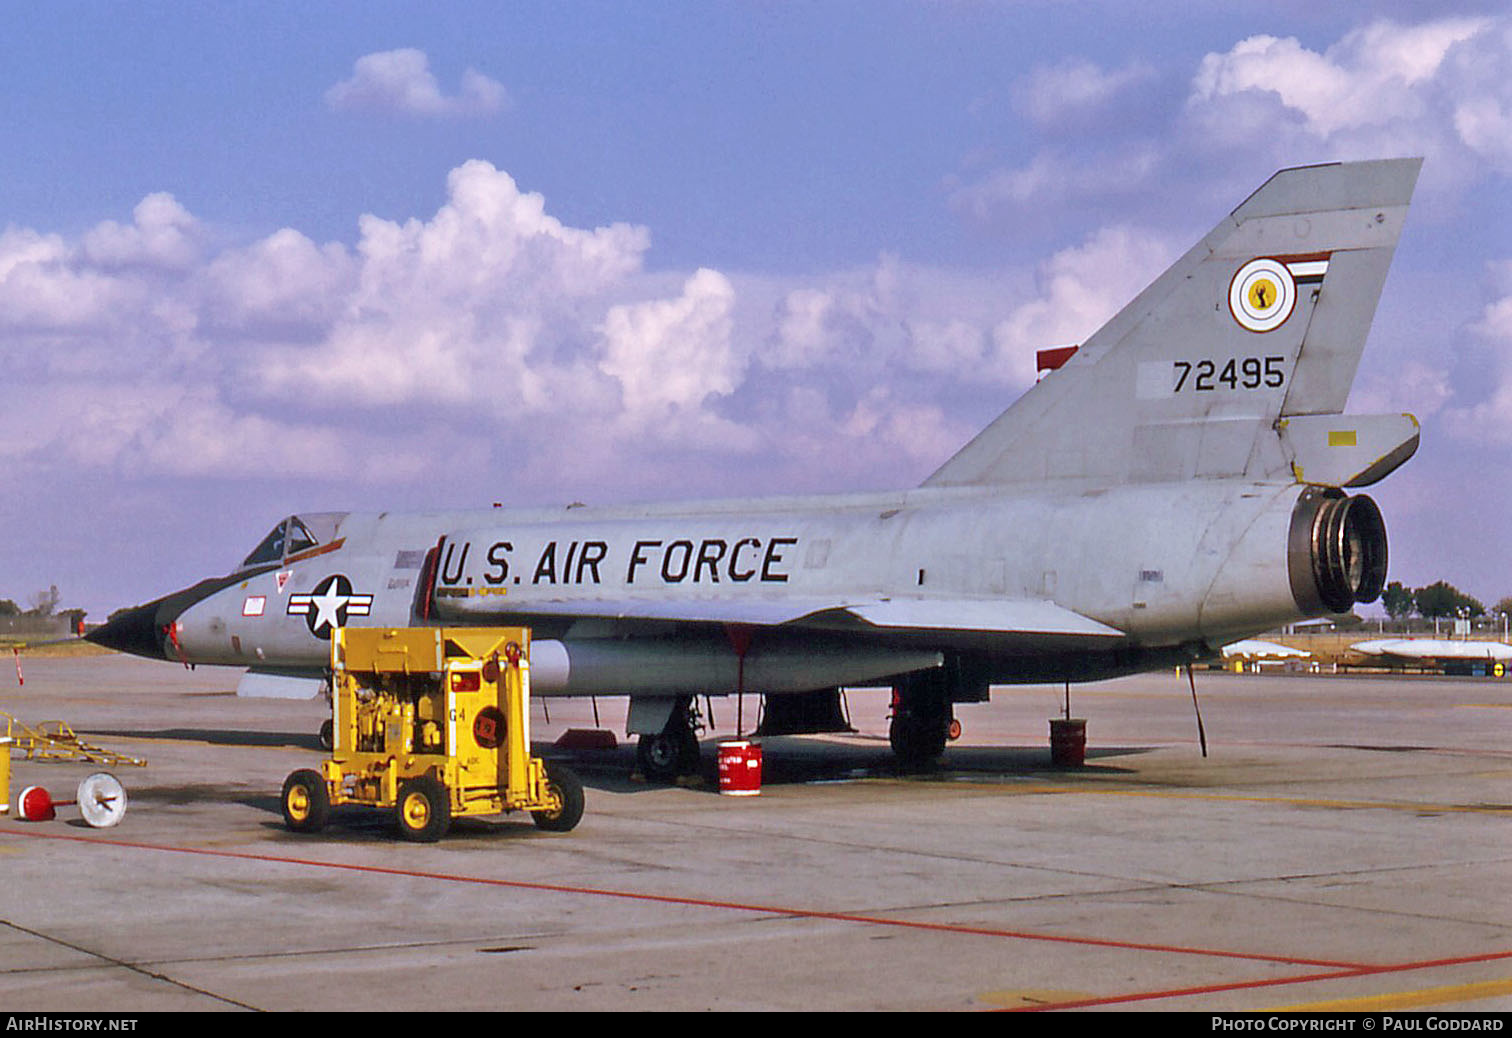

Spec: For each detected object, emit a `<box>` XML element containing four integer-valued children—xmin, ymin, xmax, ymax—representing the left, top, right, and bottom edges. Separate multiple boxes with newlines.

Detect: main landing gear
<box><xmin>888</xmin><ymin>670</ymin><xmax>956</xmax><ymax>769</ymax></box>
<box><xmin>635</xmin><ymin>695</ymin><xmax>702</xmax><ymax>782</ymax></box>
<box><xmin>628</xmin><ymin>674</ymin><xmax>968</xmax><ymax>781</ymax></box>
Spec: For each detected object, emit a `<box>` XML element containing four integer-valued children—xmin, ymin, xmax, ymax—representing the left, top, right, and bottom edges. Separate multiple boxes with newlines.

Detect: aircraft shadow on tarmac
<box><xmin>244</xmin><ymin>739</ymin><xmax>1154</xmax><ymax>845</ymax></box>
<box><xmin>542</xmin><ymin>736</ymin><xmax>1150</xmax><ymax>794</ymax></box>
<box><xmin>85</xmin><ymin>726</ymin><xmax>322</xmax><ymax>750</ymax></box>
<box><xmin>78</xmin><ymin>727</ymin><xmax>1150</xmax><ymax>791</ymax></box>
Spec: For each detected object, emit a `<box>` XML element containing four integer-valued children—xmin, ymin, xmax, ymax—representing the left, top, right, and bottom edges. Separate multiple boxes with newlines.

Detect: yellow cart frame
<box><xmin>280</xmin><ymin>626</ymin><xmax>583</xmax><ymax>841</ymax></box>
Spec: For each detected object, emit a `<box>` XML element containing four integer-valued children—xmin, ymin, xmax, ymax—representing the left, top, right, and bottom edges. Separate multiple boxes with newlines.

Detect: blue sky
<box><xmin>3</xmin><ymin>2</ymin><xmax>1510</xmax><ymax>618</ymax></box>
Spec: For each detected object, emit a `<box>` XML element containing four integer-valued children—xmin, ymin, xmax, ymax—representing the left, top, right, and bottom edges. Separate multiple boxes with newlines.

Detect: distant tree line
<box><xmin>0</xmin><ymin>586</ymin><xmax>90</xmax><ymax>638</ymax></box>
<box><xmin>1380</xmin><ymin>580</ymin><xmax>1510</xmax><ymax>621</ymax></box>
<box><xmin>0</xmin><ymin>585</ymin><xmax>63</xmax><ymax>618</ymax></box>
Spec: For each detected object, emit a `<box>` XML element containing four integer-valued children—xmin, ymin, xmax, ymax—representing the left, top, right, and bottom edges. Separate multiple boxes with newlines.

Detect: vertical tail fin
<box><xmin>924</xmin><ymin>158</ymin><xmax>1423</xmax><ymax>488</ymax></box>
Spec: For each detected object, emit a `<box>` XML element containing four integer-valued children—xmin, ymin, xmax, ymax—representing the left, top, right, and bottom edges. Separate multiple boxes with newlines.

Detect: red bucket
<box><xmin>717</xmin><ymin>740</ymin><xmax>763</xmax><ymax>796</ymax></box>
<box><xmin>1049</xmin><ymin>718</ymin><xmax>1087</xmax><ymax>767</ymax></box>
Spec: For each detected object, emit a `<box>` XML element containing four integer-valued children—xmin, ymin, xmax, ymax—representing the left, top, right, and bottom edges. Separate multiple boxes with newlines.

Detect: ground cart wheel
<box><xmin>531</xmin><ymin>763</ymin><xmax>585</xmax><ymax>832</ymax></box>
<box><xmin>281</xmin><ymin>769</ymin><xmax>330</xmax><ymax>833</ymax></box>
<box><xmin>395</xmin><ymin>776</ymin><xmax>451</xmax><ymax>842</ymax></box>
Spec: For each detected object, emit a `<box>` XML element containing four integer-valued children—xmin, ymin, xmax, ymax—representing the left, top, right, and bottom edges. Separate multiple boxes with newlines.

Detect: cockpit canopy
<box><xmin>241</xmin><ymin>513</ymin><xmax>350</xmax><ymax>568</ymax></box>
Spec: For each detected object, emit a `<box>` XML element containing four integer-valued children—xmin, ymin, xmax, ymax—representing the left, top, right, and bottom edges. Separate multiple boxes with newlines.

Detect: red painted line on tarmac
<box><xmin>1</xmin><ymin>826</ymin><xmax>1362</xmax><ymax>969</ymax></box>
<box><xmin>1002</xmin><ymin>948</ymin><xmax>1512</xmax><ymax>1012</ymax></box>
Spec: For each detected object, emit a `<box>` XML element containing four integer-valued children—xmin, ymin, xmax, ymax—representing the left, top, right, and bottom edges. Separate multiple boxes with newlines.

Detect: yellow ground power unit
<box><xmin>280</xmin><ymin>626</ymin><xmax>584</xmax><ymax>842</ymax></box>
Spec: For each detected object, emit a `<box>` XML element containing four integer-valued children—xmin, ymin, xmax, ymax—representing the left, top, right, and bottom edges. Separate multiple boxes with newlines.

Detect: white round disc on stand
<box><xmin>76</xmin><ymin>773</ymin><xmax>127</xmax><ymax>828</ymax></box>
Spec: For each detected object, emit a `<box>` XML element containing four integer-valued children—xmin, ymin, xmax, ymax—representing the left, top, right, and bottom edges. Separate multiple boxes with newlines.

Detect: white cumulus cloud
<box><xmin>600</xmin><ymin>268</ymin><xmax>741</xmax><ymax>422</ymax></box>
<box><xmin>325</xmin><ymin>48</ymin><xmax>508</xmax><ymax>118</ymax></box>
<box><xmin>1442</xmin><ymin>260</ymin><xmax>1512</xmax><ymax>446</ymax></box>
<box><xmin>1185</xmin><ymin>15</ymin><xmax>1511</xmax><ymax>183</ymax></box>
<box><xmin>204</xmin><ymin>228</ymin><xmax>355</xmax><ymax>333</ymax></box>
<box><xmin>1013</xmin><ymin>58</ymin><xmax>1158</xmax><ymax>127</ymax></box>
<box><xmin>80</xmin><ymin>192</ymin><xmax>201</xmax><ymax>270</ymax></box>
<box><xmin>0</xmin><ymin>156</ymin><xmax>1184</xmax><ymax>499</ymax></box>
<box><xmin>255</xmin><ymin>160</ymin><xmax>650</xmax><ymax>409</ymax></box>
<box><xmin>954</xmin><ymin>14</ymin><xmax>1512</xmax><ymax>224</ymax></box>
<box><xmin>990</xmin><ymin>226</ymin><xmax>1179</xmax><ymax>387</ymax></box>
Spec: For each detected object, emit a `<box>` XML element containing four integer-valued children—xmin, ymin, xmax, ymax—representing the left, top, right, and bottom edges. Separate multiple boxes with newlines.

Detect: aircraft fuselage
<box><xmin>97</xmin><ymin>476</ymin><xmax>1366</xmax><ymax>695</ymax></box>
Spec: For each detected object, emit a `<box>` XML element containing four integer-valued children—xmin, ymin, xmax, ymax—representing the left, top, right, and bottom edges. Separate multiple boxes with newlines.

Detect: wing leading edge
<box><xmin>444</xmin><ymin>593</ymin><xmax>1124</xmax><ymax>640</ymax></box>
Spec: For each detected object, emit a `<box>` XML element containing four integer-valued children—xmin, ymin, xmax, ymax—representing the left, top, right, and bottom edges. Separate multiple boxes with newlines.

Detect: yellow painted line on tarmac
<box><xmin>1265</xmin><ymin>976</ymin><xmax>1512</xmax><ymax>1012</ymax></box>
<box><xmin>997</xmin><ymin>784</ymin><xmax>1512</xmax><ymax>816</ymax></box>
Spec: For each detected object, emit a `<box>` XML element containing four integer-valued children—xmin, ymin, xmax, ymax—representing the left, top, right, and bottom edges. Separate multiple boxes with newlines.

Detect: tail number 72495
<box><xmin>1173</xmin><ymin>356</ymin><xmax>1285</xmax><ymax>393</ymax></box>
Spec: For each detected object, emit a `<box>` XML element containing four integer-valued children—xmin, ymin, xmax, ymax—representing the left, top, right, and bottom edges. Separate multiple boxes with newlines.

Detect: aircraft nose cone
<box><xmin>85</xmin><ymin>602</ymin><xmax>169</xmax><ymax>660</ymax></box>
<box><xmin>84</xmin><ymin>568</ymin><xmax>269</xmax><ymax>663</ymax></box>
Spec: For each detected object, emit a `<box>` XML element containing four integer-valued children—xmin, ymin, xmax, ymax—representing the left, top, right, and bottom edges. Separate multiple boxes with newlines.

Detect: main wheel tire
<box><xmin>889</xmin><ymin>708</ymin><xmax>950</xmax><ymax>767</ymax></box>
<box><xmin>532</xmin><ymin>763</ymin><xmax>585</xmax><ymax>832</ymax></box>
<box><xmin>394</xmin><ymin>776</ymin><xmax>451</xmax><ymax>843</ymax></box>
<box><xmin>318</xmin><ymin>719</ymin><xmax>334</xmax><ymax>751</ymax></box>
<box><xmin>889</xmin><ymin>671</ymin><xmax>954</xmax><ymax>768</ymax></box>
<box><xmin>281</xmin><ymin>769</ymin><xmax>330</xmax><ymax>833</ymax></box>
<box><xmin>636</xmin><ymin>725</ymin><xmax>699</xmax><ymax>781</ymax></box>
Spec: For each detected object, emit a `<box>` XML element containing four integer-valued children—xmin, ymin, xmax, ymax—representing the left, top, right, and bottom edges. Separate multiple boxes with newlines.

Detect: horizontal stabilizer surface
<box><xmin>1278</xmin><ymin>413</ymin><xmax>1419</xmax><ymax>487</ymax></box>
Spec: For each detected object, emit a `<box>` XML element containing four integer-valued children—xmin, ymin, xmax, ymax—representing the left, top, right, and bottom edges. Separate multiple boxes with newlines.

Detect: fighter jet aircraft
<box><xmin>1351</xmin><ymin>638</ymin><xmax>1512</xmax><ymax>671</ymax></box>
<box><xmin>89</xmin><ymin>158</ymin><xmax>1424</xmax><ymax>777</ymax></box>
